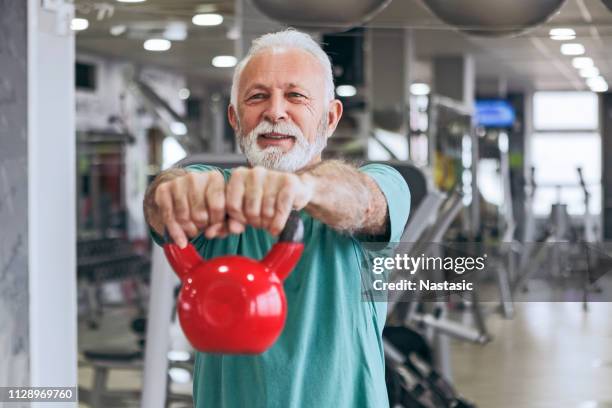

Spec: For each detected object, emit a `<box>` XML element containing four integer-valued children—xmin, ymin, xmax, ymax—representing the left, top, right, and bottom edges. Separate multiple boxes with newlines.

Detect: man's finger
<box><xmin>226</xmin><ymin>168</ymin><xmax>247</xmax><ymax>224</ymax></box>
<box><xmin>206</xmin><ymin>171</ymin><xmax>226</xmax><ymax>225</ymax></box>
<box><xmin>261</xmin><ymin>179</ymin><xmax>279</xmax><ymax>231</ymax></box>
<box><xmin>188</xmin><ymin>172</ymin><xmax>209</xmax><ymax>228</ymax></box>
<box><xmin>269</xmin><ymin>185</ymin><xmax>295</xmax><ymax>236</ymax></box>
<box><xmin>228</xmin><ymin>218</ymin><xmax>245</xmax><ymax>235</ymax></box>
<box><xmin>244</xmin><ymin>167</ymin><xmax>265</xmax><ymax>228</ymax></box>
<box><xmin>155</xmin><ymin>183</ymin><xmax>187</xmax><ymax>247</ymax></box>
<box><xmin>205</xmin><ymin>221</ymin><xmax>229</xmax><ymax>239</ymax></box>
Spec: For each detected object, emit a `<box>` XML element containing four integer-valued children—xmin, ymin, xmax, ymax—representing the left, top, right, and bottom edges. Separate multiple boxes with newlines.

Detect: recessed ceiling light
<box><xmin>212</xmin><ymin>55</ymin><xmax>237</xmax><ymax>67</ymax></box>
<box><xmin>116</xmin><ymin>0</ymin><xmax>147</xmax><ymax>3</ymax></box>
<box><xmin>586</xmin><ymin>76</ymin><xmax>608</xmax><ymax>92</ymax></box>
<box><xmin>110</xmin><ymin>25</ymin><xmax>127</xmax><ymax>36</ymax></box>
<box><xmin>579</xmin><ymin>66</ymin><xmax>600</xmax><ymax>78</ymax></box>
<box><xmin>549</xmin><ymin>28</ymin><xmax>575</xmax><ymax>37</ymax></box>
<box><xmin>71</xmin><ymin>18</ymin><xmax>89</xmax><ymax>31</ymax></box>
<box><xmin>551</xmin><ymin>34</ymin><xmax>576</xmax><ymax>41</ymax></box>
<box><xmin>178</xmin><ymin>88</ymin><xmax>190</xmax><ymax>100</ymax></box>
<box><xmin>590</xmin><ymin>82</ymin><xmax>609</xmax><ymax>93</ymax></box>
<box><xmin>410</xmin><ymin>83</ymin><xmax>430</xmax><ymax>96</ymax></box>
<box><xmin>336</xmin><ymin>85</ymin><xmax>357</xmax><ymax>97</ymax></box>
<box><xmin>144</xmin><ymin>38</ymin><xmax>171</xmax><ymax>52</ymax></box>
<box><xmin>572</xmin><ymin>57</ymin><xmax>594</xmax><ymax>69</ymax></box>
<box><xmin>192</xmin><ymin>13</ymin><xmax>223</xmax><ymax>26</ymax></box>
<box><xmin>560</xmin><ymin>43</ymin><xmax>585</xmax><ymax>56</ymax></box>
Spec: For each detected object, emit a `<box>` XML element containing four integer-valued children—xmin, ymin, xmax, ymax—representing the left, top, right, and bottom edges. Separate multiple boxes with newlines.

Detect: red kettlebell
<box><xmin>163</xmin><ymin>211</ymin><xmax>304</xmax><ymax>354</ymax></box>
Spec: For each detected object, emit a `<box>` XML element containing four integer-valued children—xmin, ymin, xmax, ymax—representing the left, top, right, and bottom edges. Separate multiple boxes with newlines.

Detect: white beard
<box><xmin>237</xmin><ymin>116</ymin><xmax>328</xmax><ymax>172</ymax></box>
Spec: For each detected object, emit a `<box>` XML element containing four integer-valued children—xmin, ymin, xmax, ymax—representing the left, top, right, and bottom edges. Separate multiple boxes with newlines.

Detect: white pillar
<box><xmin>27</xmin><ymin>0</ymin><xmax>77</xmax><ymax>405</ymax></box>
<box><xmin>141</xmin><ymin>246</ymin><xmax>178</xmax><ymax>408</ymax></box>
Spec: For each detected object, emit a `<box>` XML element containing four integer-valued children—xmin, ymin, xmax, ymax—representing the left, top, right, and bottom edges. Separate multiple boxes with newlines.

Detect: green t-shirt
<box><xmin>156</xmin><ymin>163</ymin><xmax>410</xmax><ymax>408</ymax></box>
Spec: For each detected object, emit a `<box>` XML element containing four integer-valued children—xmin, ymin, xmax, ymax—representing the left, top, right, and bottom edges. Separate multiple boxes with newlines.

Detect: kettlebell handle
<box><xmin>262</xmin><ymin>211</ymin><xmax>304</xmax><ymax>281</ymax></box>
<box><xmin>162</xmin><ymin>211</ymin><xmax>304</xmax><ymax>281</ymax></box>
<box><xmin>279</xmin><ymin>210</ymin><xmax>304</xmax><ymax>243</ymax></box>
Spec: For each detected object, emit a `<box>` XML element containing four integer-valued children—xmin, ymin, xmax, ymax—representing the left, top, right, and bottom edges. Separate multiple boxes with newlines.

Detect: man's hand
<box><xmin>144</xmin><ymin>169</ymin><xmax>229</xmax><ymax>248</ymax></box>
<box><xmin>225</xmin><ymin>166</ymin><xmax>314</xmax><ymax>236</ymax></box>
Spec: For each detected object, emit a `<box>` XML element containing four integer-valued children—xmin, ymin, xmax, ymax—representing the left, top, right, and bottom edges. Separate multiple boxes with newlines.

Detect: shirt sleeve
<box><xmin>359</xmin><ymin>163</ymin><xmax>411</xmax><ymax>243</ymax></box>
<box><xmin>147</xmin><ymin>164</ymin><xmax>229</xmax><ymax>247</ymax></box>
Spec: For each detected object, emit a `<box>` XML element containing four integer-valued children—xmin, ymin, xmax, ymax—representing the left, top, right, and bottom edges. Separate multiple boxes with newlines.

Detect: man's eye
<box><xmin>248</xmin><ymin>93</ymin><xmax>266</xmax><ymax>100</ymax></box>
<box><xmin>288</xmin><ymin>92</ymin><xmax>305</xmax><ymax>98</ymax></box>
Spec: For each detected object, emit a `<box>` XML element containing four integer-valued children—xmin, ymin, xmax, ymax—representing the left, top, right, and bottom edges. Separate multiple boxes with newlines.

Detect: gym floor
<box><xmin>78</xmin><ymin>306</ymin><xmax>192</xmax><ymax>408</ymax></box>
<box><xmin>77</xmin><ymin>301</ymin><xmax>612</xmax><ymax>408</ymax></box>
<box><xmin>452</xmin><ymin>302</ymin><xmax>612</xmax><ymax>408</ymax></box>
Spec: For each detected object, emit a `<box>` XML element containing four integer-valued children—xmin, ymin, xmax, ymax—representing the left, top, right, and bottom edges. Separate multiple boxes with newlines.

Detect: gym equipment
<box><xmin>163</xmin><ymin>211</ymin><xmax>304</xmax><ymax>354</ymax></box>
<box><xmin>384</xmin><ymin>334</ymin><xmax>476</xmax><ymax>408</ymax></box>
<box><xmin>77</xmin><ymin>237</ymin><xmax>149</xmax><ymax>329</ymax></box>
<box><xmin>511</xmin><ymin>167</ymin><xmax>610</xmax><ymax>308</ymax></box>
<box><xmin>422</xmin><ymin>0</ymin><xmax>566</xmax><ymax>37</ymax></box>
<box><xmin>383</xmin><ymin>162</ymin><xmax>490</xmax><ymax>388</ymax></box>
<box><xmin>251</xmin><ymin>0</ymin><xmax>392</xmax><ymax>31</ymax></box>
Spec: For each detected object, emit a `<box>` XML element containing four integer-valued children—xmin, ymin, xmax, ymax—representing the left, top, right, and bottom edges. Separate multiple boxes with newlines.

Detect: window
<box><xmin>531</xmin><ymin>92</ymin><xmax>600</xmax><ymax>216</ymax></box>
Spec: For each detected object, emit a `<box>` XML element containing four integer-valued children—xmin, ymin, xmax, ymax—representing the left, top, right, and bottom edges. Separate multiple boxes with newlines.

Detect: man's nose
<box><xmin>262</xmin><ymin>93</ymin><xmax>288</xmax><ymax>123</ymax></box>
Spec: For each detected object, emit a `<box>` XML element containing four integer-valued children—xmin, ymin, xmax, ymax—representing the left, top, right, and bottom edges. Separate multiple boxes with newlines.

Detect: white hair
<box><xmin>230</xmin><ymin>29</ymin><xmax>335</xmax><ymax>107</ymax></box>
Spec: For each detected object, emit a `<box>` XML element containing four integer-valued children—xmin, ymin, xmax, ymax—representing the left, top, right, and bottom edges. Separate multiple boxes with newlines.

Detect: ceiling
<box><xmin>74</xmin><ymin>0</ymin><xmax>612</xmax><ymax>92</ymax></box>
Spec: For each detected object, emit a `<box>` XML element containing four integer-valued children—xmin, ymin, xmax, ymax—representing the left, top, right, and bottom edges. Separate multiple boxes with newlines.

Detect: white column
<box><xmin>141</xmin><ymin>246</ymin><xmax>178</xmax><ymax>408</ymax></box>
<box><xmin>27</xmin><ymin>0</ymin><xmax>77</xmax><ymax>404</ymax></box>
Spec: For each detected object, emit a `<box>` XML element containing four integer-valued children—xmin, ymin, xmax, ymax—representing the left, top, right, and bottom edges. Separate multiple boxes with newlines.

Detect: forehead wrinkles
<box><xmin>238</xmin><ymin>48</ymin><xmax>326</xmax><ymax>97</ymax></box>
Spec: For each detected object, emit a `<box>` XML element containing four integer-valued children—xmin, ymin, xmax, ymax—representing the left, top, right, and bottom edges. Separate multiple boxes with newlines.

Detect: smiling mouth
<box><xmin>259</xmin><ymin>133</ymin><xmax>295</xmax><ymax>140</ymax></box>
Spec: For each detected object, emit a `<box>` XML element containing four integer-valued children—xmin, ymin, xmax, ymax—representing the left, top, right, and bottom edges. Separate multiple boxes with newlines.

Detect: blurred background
<box><xmin>2</xmin><ymin>0</ymin><xmax>612</xmax><ymax>407</ymax></box>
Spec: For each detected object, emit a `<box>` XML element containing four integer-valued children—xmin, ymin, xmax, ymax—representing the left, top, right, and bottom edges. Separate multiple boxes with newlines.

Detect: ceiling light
<box><xmin>192</xmin><ymin>13</ymin><xmax>223</xmax><ymax>26</ymax></box>
<box><xmin>551</xmin><ymin>34</ymin><xmax>576</xmax><ymax>41</ymax></box>
<box><xmin>579</xmin><ymin>66</ymin><xmax>600</xmax><ymax>78</ymax></box>
<box><xmin>590</xmin><ymin>83</ymin><xmax>609</xmax><ymax>93</ymax></box>
<box><xmin>572</xmin><ymin>57</ymin><xmax>594</xmax><ymax>69</ymax></box>
<box><xmin>549</xmin><ymin>28</ymin><xmax>575</xmax><ymax>37</ymax></box>
<box><xmin>110</xmin><ymin>25</ymin><xmax>127</xmax><ymax>36</ymax></box>
<box><xmin>144</xmin><ymin>38</ymin><xmax>171</xmax><ymax>52</ymax></box>
<box><xmin>410</xmin><ymin>83</ymin><xmax>430</xmax><ymax>96</ymax></box>
<box><xmin>212</xmin><ymin>55</ymin><xmax>237</xmax><ymax>68</ymax></box>
<box><xmin>170</xmin><ymin>122</ymin><xmax>187</xmax><ymax>136</ymax></box>
<box><xmin>336</xmin><ymin>85</ymin><xmax>357</xmax><ymax>97</ymax></box>
<box><xmin>560</xmin><ymin>43</ymin><xmax>585</xmax><ymax>56</ymax></box>
<box><xmin>178</xmin><ymin>88</ymin><xmax>190</xmax><ymax>100</ymax></box>
<box><xmin>586</xmin><ymin>76</ymin><xmax>608</xmax><ymax>92</ymax></box>
<box><xmin>71</xmin><ymin>18</ymin><xmax>89</xmax><ymax>31</ymax></box>
<box><xmin>116</xmin><ymin>0</ymin><xmax>147</xmax><ymax>3</ymax></box>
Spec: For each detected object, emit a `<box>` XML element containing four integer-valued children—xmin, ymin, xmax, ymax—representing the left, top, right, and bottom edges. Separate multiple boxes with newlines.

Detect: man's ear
<box><xmin>228</xmin><ymin>104</ymin><xmax>239</xmax><ymax>131</ymax></box>
<box><xmin>326</xmin><ymin>99</ymin><xmax>343</xmax><ymax>137</ymax></box>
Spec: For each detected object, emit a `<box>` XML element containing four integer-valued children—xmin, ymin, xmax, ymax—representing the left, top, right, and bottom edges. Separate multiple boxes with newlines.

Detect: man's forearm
<box><xmin>298</xmin><ymin>160</ymin><xmax>388</xmax><ymax>236</ymax></box>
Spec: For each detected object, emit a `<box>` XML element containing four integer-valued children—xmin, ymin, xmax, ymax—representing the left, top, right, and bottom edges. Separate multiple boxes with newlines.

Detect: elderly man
<box><xmin>144</xmin><ymin>29</ymin><xmax>410</xmax><ymax>408</ymax></box>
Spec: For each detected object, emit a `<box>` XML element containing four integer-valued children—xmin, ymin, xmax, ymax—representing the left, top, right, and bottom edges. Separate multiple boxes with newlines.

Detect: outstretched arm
<box><xmin>298</xmin><ymin>160</ymin><xmax>389</xmax><ymax>236</ymax></box>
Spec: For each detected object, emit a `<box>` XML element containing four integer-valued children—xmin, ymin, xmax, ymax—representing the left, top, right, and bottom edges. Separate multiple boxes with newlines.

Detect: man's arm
<box><xmin>299</xmin><ymin>160</ymin><xmax>388</xmax><ymax>236</ymax></box>
<box><xmin>144</xmin><ymin>160</ymin><xmax>393</xmax><ymax>247</ymax></box>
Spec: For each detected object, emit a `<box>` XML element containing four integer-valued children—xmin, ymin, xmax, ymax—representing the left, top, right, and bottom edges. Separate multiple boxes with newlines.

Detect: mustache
<box><xmin>245</xmin><ymin>121</ymin><xmax>307</xmax><ymax>146</ymax></box>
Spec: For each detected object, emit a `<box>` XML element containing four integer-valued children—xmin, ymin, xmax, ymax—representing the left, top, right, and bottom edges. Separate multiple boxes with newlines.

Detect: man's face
<box><xmin>229</xmin><ymin>47</ymin><xmax>342</xmax><ymax>171</ymax></box>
